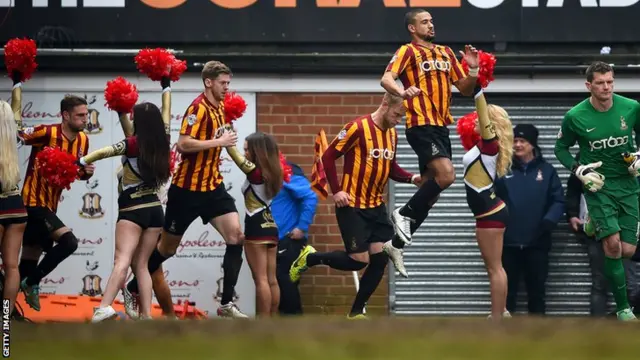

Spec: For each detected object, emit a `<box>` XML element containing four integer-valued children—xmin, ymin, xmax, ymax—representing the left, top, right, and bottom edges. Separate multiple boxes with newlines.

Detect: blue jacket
<box><xmin>271</xmin><ymin>162</ymin><xmax>318</xmax><ymax>240</ymax></box>
<box><xmin>495</xmin><ymin>152</ymin><xmax>565</xmax><ymax>249</ymax></box>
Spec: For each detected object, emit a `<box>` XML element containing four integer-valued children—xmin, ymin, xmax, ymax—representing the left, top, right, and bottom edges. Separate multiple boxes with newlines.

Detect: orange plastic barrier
<box><xmin>15</xmin><ymin>292</ymin><xmax>208</xmax><ymax>322</ymax></box>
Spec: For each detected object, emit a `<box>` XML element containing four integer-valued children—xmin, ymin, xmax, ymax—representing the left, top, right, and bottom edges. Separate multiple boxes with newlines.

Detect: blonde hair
<box><xmin>487</xmin><ymin>104</ymin><xmax>514</xmax><ymax>178</ymax></box>
<box><xmin>383</xmin><ymin>92</ymin><xmax>404</xmax><ymax>106</ymax></box>
<box><xmin>0</xmin><ymin>101</ymin><xmax>20</xmax><ymax>192</ymax></box>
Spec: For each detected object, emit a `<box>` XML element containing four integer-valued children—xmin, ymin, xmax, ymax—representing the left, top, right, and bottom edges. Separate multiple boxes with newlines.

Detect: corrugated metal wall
<box><xmin>389</xmin><ymin>94</ymin><xmax>636</xmax><ymax>316</ymax></box>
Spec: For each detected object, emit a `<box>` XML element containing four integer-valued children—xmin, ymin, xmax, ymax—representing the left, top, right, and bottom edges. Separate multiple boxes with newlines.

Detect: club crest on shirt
<box><xmin>187</xmin><ymin>114</ymin><xmax>197</xmax><ymax>126</ymax></box>
<box><xmin>557</xmin><ymin>129</ymin><xmax>563</xmax><ymax>139</ymax></box>
<box><xmin>621</xmin><ymin>116</ymin><xmax>627</xmax><ymax>130</ymax></box>
<box><xmin>338</xmin><ymin>129</ymin><xmax>347</xmax><ymax>140</ymax></box>
<box><xmin>536</xmin><ymin>169</ymin><xmax>543</xmax><ymax>181</ymax></box>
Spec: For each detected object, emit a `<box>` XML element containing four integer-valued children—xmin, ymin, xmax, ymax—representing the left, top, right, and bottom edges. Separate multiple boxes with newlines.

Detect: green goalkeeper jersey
<box><xmin>555</xmin><ymin>94</ymin><xmax>640</xmax><ymax>180</ymax></box>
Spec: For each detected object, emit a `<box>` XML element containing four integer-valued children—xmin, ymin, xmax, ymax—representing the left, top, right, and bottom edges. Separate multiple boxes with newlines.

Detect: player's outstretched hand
<box><xmin>575</xmin><ymin>161</ymin><xmax>605</xmax><ymax>192</ymax></box>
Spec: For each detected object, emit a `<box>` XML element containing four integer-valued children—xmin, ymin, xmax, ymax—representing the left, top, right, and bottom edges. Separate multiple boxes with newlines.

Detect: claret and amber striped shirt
<box><xmin>386</xmin><ymin>42</ymin><xmax>467</xmax><ymax>129</ymax></box>
<box><xmin>321</xmin><ymin>115</ymin><xmax>414</xmax><ymax>209</ymax></box>
<box><xmin>20</xmin><ymin>124</ymin><xmax>90</xmax><ymax>212</ymax></box>
<box><xmin>171</xmin><ymin>93</ymin><xmax>225</xmax><ymax>192</ymax></box>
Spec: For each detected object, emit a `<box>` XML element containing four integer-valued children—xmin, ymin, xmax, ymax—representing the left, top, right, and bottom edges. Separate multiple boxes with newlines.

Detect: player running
<box><xmin>554</xmin><ymin>61</ymin><xmax>640</xmax><ymax>321</ymax></box>
<box><xmin>289</xmin><ymin>93</ymin><xmax>419</xmax><ymax>319</ymax></box>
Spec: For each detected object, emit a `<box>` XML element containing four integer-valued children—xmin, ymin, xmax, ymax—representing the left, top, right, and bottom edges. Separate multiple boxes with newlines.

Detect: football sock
<box><xmin>604</xmin><ymin>256</ymin><xmax>630</xmax><ymax>312</ymax></box>
<box><xmin>399</xmin><ymin>179</ymin><xmax>443</xmax><ymax>220</ymax></box>
<box><xmin>26</xmin><ymin>232</ymin><xmax>78</xmax><ymax>287</ymax></box>
<box><xmin>307</xmin><ymin>251</ymin><xmax>367</xmax><ymax>271</ymax></box>
<box><xmin>350</xmin><ymin>252</ymin><xmax>388</xmax><ymax>315</ymax></box>
<box><xmin>221</xmin><ymin>244</ymin><xmax>244</xmax><ymax>305</ymax></box>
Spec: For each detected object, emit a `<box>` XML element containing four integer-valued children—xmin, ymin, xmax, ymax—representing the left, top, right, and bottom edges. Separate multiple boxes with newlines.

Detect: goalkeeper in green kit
<box><xmin>555</xmin><ymin>61</ymin><xmax>640</xmax><ymax>321</ymax></box>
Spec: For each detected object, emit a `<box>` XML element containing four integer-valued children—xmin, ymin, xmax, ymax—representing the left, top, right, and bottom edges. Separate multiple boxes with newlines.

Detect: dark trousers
<box><xmin>583</xmin><ymin>234</ymin><xmax>638</xmax><ymax>316</ymax></box>
<box><xmin>276</xmin><ymin>236</ymin><xmax>306</xmax><ymax>315</ymax></box>
<box><xmin>503</xmin><ymin>245</ymin><xmax>550</xmax><ymax>315</ymax></box>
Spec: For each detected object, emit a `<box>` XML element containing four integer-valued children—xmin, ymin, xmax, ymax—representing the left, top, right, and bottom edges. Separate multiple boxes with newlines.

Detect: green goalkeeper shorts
<box><xmin>584</xmin><ymin>177</ymin><xmax>640</xmax><ymax>245</ymax></box>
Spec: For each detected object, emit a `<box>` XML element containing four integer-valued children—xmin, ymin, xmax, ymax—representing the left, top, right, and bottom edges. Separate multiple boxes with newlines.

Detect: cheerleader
<box><xmin>226</xmin><ymin>131</ymin><xmax>284</xmax><ymax>317</ymax></box>
<box><xmin>457</xmin><ymin>86</ymin><xmax>513</xmax><ymax>320</ymax></box>
<box><xmin>80</xmin><ymin>78</ymin><xmax>172</xmax><ymax>322</ymax></box>
<box><xmin>0</xmin><ymin>96</ymin><xmax>27</xmax><ymax>315</ymax></box>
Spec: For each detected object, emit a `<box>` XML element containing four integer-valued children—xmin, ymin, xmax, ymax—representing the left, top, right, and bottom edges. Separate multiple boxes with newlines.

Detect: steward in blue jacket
<box><xmin>271</xmin><ymin>163</ymin><xmax>318</xmax><ymax>241</ymax></box>
<box><xmin>271</xmin><ymin>162</ymin><xmax>318</xmax><ymax>315</ymax></box>
<box><xmin>494</xmin><ymin>124</ymin><xmax>565</xmax><ymax>315</ymax></box>
<box><xmin>495</xmin><ymin>137</ymin><xmax>565</xmax><ymax>250</ymax></box>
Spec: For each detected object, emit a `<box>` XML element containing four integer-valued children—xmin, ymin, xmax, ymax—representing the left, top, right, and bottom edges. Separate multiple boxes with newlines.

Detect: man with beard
<box><xmin>17</xmin><ymin>94</ymin><xmax>94</xmax><ymax>311</ymax></box>
<box><xmin>123</xmin><ymin>60</ymin><xmax>247</xmax><ymax>318</ymax></box>
<box><xmin>380</xmin><ymin>9</ymin><xmax>480</xmax><ymax>277</ymax></box>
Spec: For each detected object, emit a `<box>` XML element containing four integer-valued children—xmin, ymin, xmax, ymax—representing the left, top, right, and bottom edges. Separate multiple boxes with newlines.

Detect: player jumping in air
<box><xmin>380</xmin><ymin>9</ymin><xmax>479</xmax><ymax>277</ymax></box>
<box><xmin>554</xmin><ymin>61</ymin><xmax>640</xmax><ymax>321</ymax></box>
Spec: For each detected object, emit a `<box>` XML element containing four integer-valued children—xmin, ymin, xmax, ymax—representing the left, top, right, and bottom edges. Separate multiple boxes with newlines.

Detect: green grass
<box><xmin>7</xmin><ymin>316</ymin><xmax>639</xmax><ymax>359</ymax></box>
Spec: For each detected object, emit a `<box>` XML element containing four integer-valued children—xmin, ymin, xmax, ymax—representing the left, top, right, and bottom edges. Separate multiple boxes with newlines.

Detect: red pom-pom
<box><xmin>279</xmin><ymin>152</ymin><xmax>292</xmax><ymax>183</ymax></box>
<box><xmin>456</xmin><ymin>112</ymin><xmax>481</xmax><ymax>151</ymax></box>
<box><xmin>104</xmin><ymin>77</ymin><xmax>139</xmax><ymax>114</ymax></box>
<box><xmin>134</xmin><ymin>48</ymin><xmax>175</xmax><ymax>82</ymax></box>
<box><xmin>224</xmin><ymin>92</ymin><xmax>247</xmax><ymax>124</ymax></box>
<box><xmin>170</xmin><ymin>58</ymin><xmax>187</xmax><ymax>82</ymax></box>
<box><xmin>169</xmin><ymin>148</ymin><xmax>180</xmax><ymax>176</ymax></box>
<box><xmin>35</xmin><ymin>147</ymin><xmax>79</xmax><ymax>190</ymax></box>
<box><xmin>4</xmin><ymin>38</ymin><xmax>38</xmax><ymax>82</ymax></box>
<box><xmin>462</xmin><ymin>50</ymin><xmax>497</xmax><ymax>89</ymax></box>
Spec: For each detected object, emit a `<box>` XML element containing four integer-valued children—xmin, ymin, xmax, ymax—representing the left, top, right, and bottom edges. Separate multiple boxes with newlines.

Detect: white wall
<box><xmin>0</xmin><ymin>74</ymin><xmax>257</xmax><ymax>318</ymax></box>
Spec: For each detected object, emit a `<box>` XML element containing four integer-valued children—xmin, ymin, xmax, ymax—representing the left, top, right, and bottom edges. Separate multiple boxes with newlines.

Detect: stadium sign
<box><xmin>2</xmin><ymin>0</ymin><xmax>639</xmax><ymax>43</ymax></box>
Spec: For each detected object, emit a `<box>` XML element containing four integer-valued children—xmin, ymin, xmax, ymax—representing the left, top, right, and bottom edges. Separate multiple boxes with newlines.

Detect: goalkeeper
<box><xmin>555</xmin><ymin>61</ymin><xmax>640</xmax><ymax>321</ymax></box>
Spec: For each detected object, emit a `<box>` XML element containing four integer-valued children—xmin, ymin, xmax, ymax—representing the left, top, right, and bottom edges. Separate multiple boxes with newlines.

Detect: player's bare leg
<box><xmin>152</xmin><ymin>264</ymin><xmax>176</xmax><ymax>318</ymax></box>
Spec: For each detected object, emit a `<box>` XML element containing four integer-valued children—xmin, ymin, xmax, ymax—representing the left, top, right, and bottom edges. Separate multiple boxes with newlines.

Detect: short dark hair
<box><xmin>60</xmin><ymin>94</ymin><xmax>87</xmax><ymax>115</ymax></box>
<box><xmin>404</xmin><ymin>9</ymin><xmax>428</xmax><ymax>32</ymax></box>
<box><xmin>585</xmin><ymin>61</ymin><xmax>614</xmax><ymax>82</ymax></box>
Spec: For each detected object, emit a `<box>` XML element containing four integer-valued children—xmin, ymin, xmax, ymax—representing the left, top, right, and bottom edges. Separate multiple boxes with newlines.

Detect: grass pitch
<box><xmin>7</xmin><ymin>316</ymin><xmax>638</xmax><ymax>359</ymax></box>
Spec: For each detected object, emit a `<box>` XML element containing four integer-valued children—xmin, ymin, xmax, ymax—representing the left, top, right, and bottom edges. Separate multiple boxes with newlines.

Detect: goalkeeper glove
<box><xmin>623</xmin><ymin>152</ymin><xmax>640</xmax><ymax>177</ymax></box>
<box><xmin>574</xmin><ymin>161</ymin><xmax>605</xmax><ymax>192</ymax></box>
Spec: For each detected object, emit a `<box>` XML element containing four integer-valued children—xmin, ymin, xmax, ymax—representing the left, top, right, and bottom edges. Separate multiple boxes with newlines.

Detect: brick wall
<box><xmin>257</xmin><ymin>93</ymin><xmax>389</xmax><ymax>315</ymax></box>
